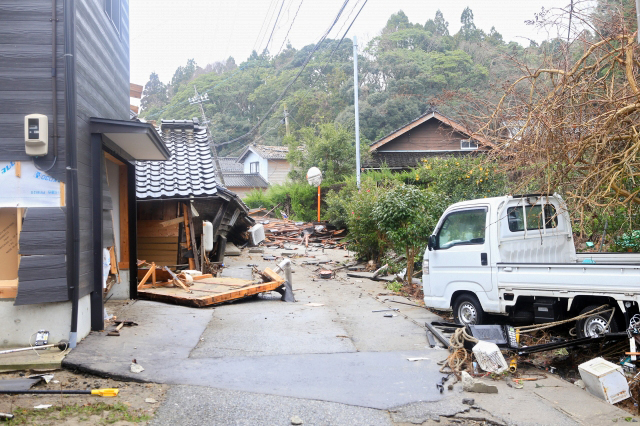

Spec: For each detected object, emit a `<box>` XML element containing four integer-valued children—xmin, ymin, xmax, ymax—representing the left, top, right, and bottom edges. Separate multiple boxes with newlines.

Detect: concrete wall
<box><xmin>242</xmin><ymin>151</ymin><xmax>268</xmax><ymax>182</ymax></box>
<box><xmin>108</xmin><ymin>269</ymin><xmax>130</xmax><ymax>300</ymax></box>
<box><xmin>0</xmin><ymin>294</ymin><xmax>91</xmax><ymax>347</ymax></box>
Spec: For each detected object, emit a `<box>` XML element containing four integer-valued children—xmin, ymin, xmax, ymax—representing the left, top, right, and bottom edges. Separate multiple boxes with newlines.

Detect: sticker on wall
<box><xmin>0</xmin><ymin>161</ymin><xmax>62</xmax><ymax>207</ymax></box>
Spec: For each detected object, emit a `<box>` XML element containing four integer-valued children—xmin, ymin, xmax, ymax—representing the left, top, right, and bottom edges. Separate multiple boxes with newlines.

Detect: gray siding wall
<box><xmin>15</xmin><ymin>208</ymin><xmax>68</xmax><ymax>305</ymax></box>
<box><xmin>0</xmin><ymin>0</ymin><xmax>66</xmax><ymax>181</ymax></box>
<box><xmin>75</xmin><ymin>0</ymin><xmax>130</xmax><ymax>300</ymax></box>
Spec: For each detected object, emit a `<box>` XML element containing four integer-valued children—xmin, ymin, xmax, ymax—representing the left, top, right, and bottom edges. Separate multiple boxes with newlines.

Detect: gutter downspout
<box><xmin>63</xmin><ymin>0</ymin><xmax>80</xmax><ymax>348</ymax></box>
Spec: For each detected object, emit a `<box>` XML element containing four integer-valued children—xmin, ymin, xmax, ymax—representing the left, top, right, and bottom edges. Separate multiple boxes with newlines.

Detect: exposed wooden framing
<box><xmin>60</xmin><ymin>182</ymin><xmax>65</xmax><ymax>206</ymax></box>
<box><xmin>14</xmin><ymin>161</ymin><xmax>20</xmax><ymax>177</ymax></box>
<box><xmin>187</xmin><ymin>203</ymin><xmax>200</xmax><ymax>271</ymax></box>
<box><xmin>104</xmin><ymin>151</ymin><xmax>125</xmax><ymax>166</ymax></box>
<box><xmin>182</xmin><ymin>203</ymin><xmax>196</xmax><ymax>270</ymax></box>
<box><xmin>137</xmin><ymin>262</ymin><xmax>155</xmax><ymax>290</ymax></box>
<box><xmin>118</xmin><ymin>163</ymin><xmax>129</xmax><ymax>269</ymax></box>
<box><xmin>0</xmin><ymin>280</ymin><xmax>18</xmax><ymax>299</ymax></box>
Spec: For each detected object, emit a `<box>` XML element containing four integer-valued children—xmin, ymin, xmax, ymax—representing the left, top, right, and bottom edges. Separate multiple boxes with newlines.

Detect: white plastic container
<box><xmin>578</xmin><ymin>357</ymin><xmax>630</xmax><ymax>404</ymax></box>
<box><xmin>249</xmin><ymin>223</ymin><xmax>265</xmax><ymax>246</ymax></box>
<box><xmin>202</xmin><ymin>221</ymin><xmax>214</xmax><ymax>252</ymax></box>
<box><xmin>472</xmin><ymin>340</ymin><xmax>508</xmax><ymax>373</ymax></box>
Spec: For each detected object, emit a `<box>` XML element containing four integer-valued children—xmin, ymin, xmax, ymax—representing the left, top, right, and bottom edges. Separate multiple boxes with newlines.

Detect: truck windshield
<box><xmin>437</xmin><ymin>208</ymin><xmax>487</xmax><ymax>249</ymax></box>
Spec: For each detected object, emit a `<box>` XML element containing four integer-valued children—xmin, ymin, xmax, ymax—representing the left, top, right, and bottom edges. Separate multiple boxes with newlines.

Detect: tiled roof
<box><xmin>218</xmin><ymin>157</ymin><xmax>243</xmax><ymax>173</ymax></box>
<box><xmin>363</xmin><ymin>151</ymin><xmax>476</xmax><ymax>169</ymax></box>
<box><xmin>237</xmin><ymin>145</ymin><xmax>290</xmax><ymax>162</ymax></box>
<box><xmin>136</xmin><ymin>120</ymin><xmax>219</xmax><ymax>199</ymax></box>
<box><xmin>223</xmin><ymin>173</ymin><xmax>269</xmax><ymax>188</ymax></box>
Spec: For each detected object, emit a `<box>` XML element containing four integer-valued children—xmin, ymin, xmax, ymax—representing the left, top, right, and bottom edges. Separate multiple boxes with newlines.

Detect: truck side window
<box><xmin>437</xmin><ymin>208</ymin><xmax>487</xmax><ymax>249</ymax></box>
<box><xmin>507</xmin><ymin>204</ymin><xmax>557</xmax><ymax>232</ymax></box>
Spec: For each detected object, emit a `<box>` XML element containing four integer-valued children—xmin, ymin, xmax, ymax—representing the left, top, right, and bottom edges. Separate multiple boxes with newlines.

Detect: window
<box><xmin>105</xmin><ymin>0</ymin><xmax>121</xmax><ymax>35</ymax></box>
<box><xmin>461</xmin><ymin>139</ymin><xmax>479</xmax><ymax>150</ymax></box>
<box><xmin>437</xmin><ymin>208</ymin><xmax>487</xmax><ymax>249</ymax></box>
<box><xmin>507</xmin><ymin>204</ymin><xmax>557</xmax><ymax>232</ymax></box>
<box><xmin>250</xmin><ymin>162</ymin><xmax>259</xmax><ymax>174</ymax></box>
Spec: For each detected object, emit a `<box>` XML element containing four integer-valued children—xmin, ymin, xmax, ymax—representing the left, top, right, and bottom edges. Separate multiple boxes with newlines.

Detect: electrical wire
<box><xmin>214</xmin><ymin>0</ymin><xmax>351</xmax><ymax>148</ymax></box>
<box><xmin>264</xmin><ymin>0</ymin><xmax>286</xmax><ymax>54</ymax></box>
<box><xmin>275</xmin><ymin>0</ymin><xmax>305</xmax><ymax>56</ymax></box>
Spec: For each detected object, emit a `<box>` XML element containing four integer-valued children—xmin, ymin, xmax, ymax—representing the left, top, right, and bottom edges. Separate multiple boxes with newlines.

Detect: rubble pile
<box><xmin>251</xmin><ymin>216</ymin><xmax>347</xmax><ymax>249</ymax></box>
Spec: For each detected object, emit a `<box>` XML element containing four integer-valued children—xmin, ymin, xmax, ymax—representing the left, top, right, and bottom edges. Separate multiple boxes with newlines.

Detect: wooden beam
<box><xmin>105</xmin><ymin>151</ymin><xmax>126</xmax><ymax>166</ymax></box>
<box><xmin>60</xmin><ymin>182</ymin><xmax>65</xmax><ymax>206</ymax></box>
<box><xmin>137</xmin><ymin>262</ymin><xmax>155</xmax><ymax>289</ymax></box>
<box><xmin>109</xmin><ymin>247</ymin><xmax>117</xmax><ymax>275</ymax></box>
<box><xmin>0</xmin><ymin>280</ymin><xmax>18</xmax><ymax>299</ymax></box>
<box><xmin>130</xmin><ymin>104</ymin><xmax>139</xmax><ymax>114</ymax></box>
<box><xmin>159</xmin><ymin>216</ymin><xmax>184</xmax><ymax>227</ymax></box>
<box><xmin>119</xmin><ymin>165</ymin><xmax>129</xmax><ymax>269</ymax></box>
<box><xmin>15</xmin><ymin>161</ymin><xmax>20</xmax><ymax>177</ymax></box>
<box><xmin>187</xmin><ymin>203</ymin><xmax>200</xmax><ymax>272</ymax></box>
<box><xmin>182</xmin><ymin>204</ymin><xmax>196</xmax><ymax>270</ymax></box>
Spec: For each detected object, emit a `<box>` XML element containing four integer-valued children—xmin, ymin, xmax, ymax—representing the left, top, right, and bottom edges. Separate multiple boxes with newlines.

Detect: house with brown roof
<box><xmin>236</xmin><ymin>145</ymin><xmax>292</xmax><ymax>185</ymax></box>
<box><xmin>365</xmin><ymin>110</ymin><xmax>491</xmax><ymax>170</ymax></box>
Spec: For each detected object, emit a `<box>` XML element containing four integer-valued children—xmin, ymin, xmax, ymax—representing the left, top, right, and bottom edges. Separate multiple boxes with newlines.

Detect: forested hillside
<box><xmin>139</xmin><ymin>8</ymin><xmax>555</xmax><ymax>156</ymax></box>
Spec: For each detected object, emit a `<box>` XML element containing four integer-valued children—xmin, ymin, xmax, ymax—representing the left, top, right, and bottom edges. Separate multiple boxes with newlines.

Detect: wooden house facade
<box><xmin>365</xmin><ymin>111</ymin><xmax>491</xmax><ymax>170</ymax></box>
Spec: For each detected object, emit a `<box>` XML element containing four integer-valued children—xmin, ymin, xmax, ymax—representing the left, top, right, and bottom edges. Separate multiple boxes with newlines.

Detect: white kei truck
<box><xmin>422</xmin><ymin>194</ymin><xmax>640</xmax><ymax>338</ymax></box>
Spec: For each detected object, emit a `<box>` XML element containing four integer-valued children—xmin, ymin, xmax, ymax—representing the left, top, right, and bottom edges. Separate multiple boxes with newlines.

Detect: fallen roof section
<box><xmin>137</xmin><ymin>268</ymin><xmax>285</xmax><ymax>308</ymax></box>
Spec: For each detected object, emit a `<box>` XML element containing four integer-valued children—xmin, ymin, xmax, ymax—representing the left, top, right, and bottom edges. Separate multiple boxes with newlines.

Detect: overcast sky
<box><xmin>129</xmin><ymin>0</ymin><xmax>574</xmax><ymax>88</ymax></box>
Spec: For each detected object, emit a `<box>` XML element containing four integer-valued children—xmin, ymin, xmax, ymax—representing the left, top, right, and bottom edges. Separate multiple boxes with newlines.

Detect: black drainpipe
<box><xmin>63</xmin><ymin>0</ymin><xmax>80</xmax><ymax>348</ymax></box>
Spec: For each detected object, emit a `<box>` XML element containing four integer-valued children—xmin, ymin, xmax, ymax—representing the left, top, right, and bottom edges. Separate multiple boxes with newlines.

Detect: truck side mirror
<box><xmin>428</xmin><ymin>235</ymin><xmax>436</xmax><ymax>251</ymax></box>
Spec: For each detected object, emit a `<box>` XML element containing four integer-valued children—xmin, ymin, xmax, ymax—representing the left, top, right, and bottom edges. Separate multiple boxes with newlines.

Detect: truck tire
<box><xmin>453</xmin><ymin>294</ymin><xmax>484</xmax><ymax>326</ymax></box>
<box><xmin>576</xmin><ymin>305</ymin><xmax>618</xmax><ymax>338</ymax></box>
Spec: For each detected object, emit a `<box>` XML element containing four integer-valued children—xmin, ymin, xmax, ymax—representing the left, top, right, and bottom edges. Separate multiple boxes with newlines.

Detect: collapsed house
<box><xmin>134</xmin><ymin>119</ymin><xmax>254</xmax><ymax>281</ymax></box>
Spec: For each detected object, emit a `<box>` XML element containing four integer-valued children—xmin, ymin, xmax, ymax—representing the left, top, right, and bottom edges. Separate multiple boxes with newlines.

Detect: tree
<box><xmin>286</xmin><ymin>123</ymin><xmax>368</xmax><ymax>183</ymax></box>
<box><xmin>169</xmin><ymin>58</ymin><xmax>197</xmax><ymax>96</ymax></box>
<box><xmin>372</xmin><ymin>185</ymin><xmax>446</xmax><ymax>285</ymax></box>
<box><xmin>425</xmin><ymin>9</ymin><xmax>449</xmax><ymax>36</ymax></box>
<box><xmin>140</xmin><ymin>72</ymin><xmax>168</xmax><ymax>112</ymax></box>
<box><xmin>459</xmin><ymin>7</ymin><xmax>479</xmax><ymax>40</ymax></box>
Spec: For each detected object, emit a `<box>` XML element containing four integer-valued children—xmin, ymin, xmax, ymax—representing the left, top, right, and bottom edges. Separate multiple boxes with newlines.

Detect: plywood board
<box><xmin>137</xmin><ymin>276</ymin><xmax>285</xmax><ymax>308</ymax></box>
<box><xmin>137</xmin><ymin>220</ymin><xmax>180</xmax><ymax>238</ymax></box>
<box><xmin>0</xmin><ymin>208</ymin><xmax>18</xmax><ymax>280</ymax></box>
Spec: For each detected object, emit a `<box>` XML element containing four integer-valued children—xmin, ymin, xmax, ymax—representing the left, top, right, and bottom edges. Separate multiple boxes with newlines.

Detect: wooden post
<box><xmin>15</xmin><ymin>161</ymin><xmax>20</xmax><ymax>178</ymax></box>
<box><xmin>317</xmin><ymin>186</ymin><xmax>321</xmax><ymax>222</ymax></box>
<box><xmin>182</xmin><ymin>203</ymin><xmax>196</xmax><ymax>270</ymax></box>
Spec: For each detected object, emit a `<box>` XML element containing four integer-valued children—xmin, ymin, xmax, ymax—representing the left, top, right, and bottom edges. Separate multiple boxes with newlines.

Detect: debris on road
<box><xmin>579</xmin><ymin>357</ymin><xmax>630</xmax><ymax>404</ymax></box>
<box><xmin>137</xmin><ymin>266</ymin><xmax>289</xmax><ymax>308</ymax></box>
<box><xmin>250</xmin><ymin>216</ymin><xmax>346</xmax><ymax>249</ymax></box>
<box><xmin>461</xmin><ymin>372</ymin><xmax>498</xmax><ymax>394</ymax></box>
<box><xmin>130</xmin><ymin>360</ymin><xmax>144</xmax><ymax>374</ymax></box>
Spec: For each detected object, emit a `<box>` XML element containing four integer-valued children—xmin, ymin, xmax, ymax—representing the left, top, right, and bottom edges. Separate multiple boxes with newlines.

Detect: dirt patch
<box><xmin>0</xmin><ymin>369</ymin><xmax>168</xmax><ymax>425</ymax></box>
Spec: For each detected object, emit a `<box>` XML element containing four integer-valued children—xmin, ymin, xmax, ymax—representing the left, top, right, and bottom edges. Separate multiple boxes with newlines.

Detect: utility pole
<box><xmin>189</xmin><ymin>86</ymin><xmax>226</xmax><ymax>186</ymax></box>
<box><xmin>353</xmin><ymin>36</ymin><xmax>361</xmax><ymax>189</ymax></box>
<box><xmin>284</xmin><ymin>103</ymin><xmax>290</xmax><ymax>136</ymax></box>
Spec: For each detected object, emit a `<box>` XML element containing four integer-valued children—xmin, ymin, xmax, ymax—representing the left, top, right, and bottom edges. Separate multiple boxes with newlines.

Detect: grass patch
<box><xmin>7</xmin><ymin>402</ymin><xmax>151</xmax><ymax>425</ymax></box>
<box><xmin>386</xmin><ymin>281</ymin><xmax>403</xmax><ymax>293</ymax></box>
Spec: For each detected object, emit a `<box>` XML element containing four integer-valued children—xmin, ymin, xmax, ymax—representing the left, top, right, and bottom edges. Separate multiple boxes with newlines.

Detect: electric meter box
<box><xmin>24</xmin><ymin>114</ymin><xmax>48</xmax><ymax>156</ymax></box>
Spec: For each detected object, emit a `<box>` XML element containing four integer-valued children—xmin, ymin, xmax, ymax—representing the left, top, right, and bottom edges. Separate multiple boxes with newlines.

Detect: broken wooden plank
<box><xmin>192</xmin><ymin>274</ymin><xmax>214</xmax><ymax>280</ymax></box>
<box><xmin>261</xmin><ymin>267</ymin><xmax>283</xmax><ymax>283</ymax></box>
<box><xmin>163</xmin><ymin>266</ymin><xmax>191</xmax><ymax>293</ymax></box>
<box><xmin>159</xmin><ymin>216</ymin><xmax>184</xmax><ymax>228</ymax></box>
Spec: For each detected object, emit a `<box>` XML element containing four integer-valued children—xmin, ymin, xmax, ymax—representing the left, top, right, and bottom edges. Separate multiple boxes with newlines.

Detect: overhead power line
<box><xmin>214</xmin><ymin>0</ymin><xmax>352</xmax><ymax>148</ymax></box>
<box><xmin>276</xmin><ymin>0</ymin><xmax>305</xmax><ymax>56</ymax></box>
<box><xmin>264</xmin><ymin>0</ymin><xmax>286</xmax><ymax>53</ymax></box>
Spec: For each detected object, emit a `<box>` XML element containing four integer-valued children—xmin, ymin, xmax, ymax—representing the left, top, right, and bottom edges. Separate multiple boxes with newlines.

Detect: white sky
<box><xmin>129</xmin><ymin>0</ymin><xmax>574</xmax><ymax>87</ymax></box>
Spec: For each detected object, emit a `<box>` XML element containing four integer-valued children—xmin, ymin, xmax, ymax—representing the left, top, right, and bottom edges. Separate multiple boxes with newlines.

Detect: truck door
<box><xmin>429</xmin><ymin>207</ymin><xmax>492</xmax><ymax>296</ymax></box>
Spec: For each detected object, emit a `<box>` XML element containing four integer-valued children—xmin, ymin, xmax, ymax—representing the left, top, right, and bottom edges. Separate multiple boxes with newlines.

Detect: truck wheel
<box><xmin>453</xmin><ymin>294</ymin><xmax>484</xmax><ymax>326</ymax></box>
<box><xmin>576</xmin><ymin>305</ymin><xmax>618</xmax><ymax>338</ymax></box>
